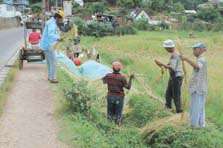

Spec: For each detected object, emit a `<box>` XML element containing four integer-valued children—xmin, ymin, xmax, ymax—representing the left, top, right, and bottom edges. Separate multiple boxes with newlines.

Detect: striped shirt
<box><xmin>189</xmin><ymin>56</ymin><xmax>208</xmax><ymax>95</ymax></box>
<box><xmin>103</xmin><ymin>72</ymin><xmax>131</xmax><ymax>97</ymax></box>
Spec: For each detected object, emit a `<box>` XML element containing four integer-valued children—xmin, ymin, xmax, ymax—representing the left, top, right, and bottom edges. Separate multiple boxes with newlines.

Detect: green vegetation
<box><xmin>53</xmin><ymin>31</ymin><xmax>223</xmax><ymax>147</ymax></box>
<box><xmin>0</xmin><ymin>64</ymin><xmax>18</xmax><ymax>116</ymax></box>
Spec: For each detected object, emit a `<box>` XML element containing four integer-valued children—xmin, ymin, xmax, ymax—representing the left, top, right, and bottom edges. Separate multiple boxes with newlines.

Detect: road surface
<box><xmin>0</xmin><ymin>27</ymin><xmax>23</xmax><ymax>67</ymax></box>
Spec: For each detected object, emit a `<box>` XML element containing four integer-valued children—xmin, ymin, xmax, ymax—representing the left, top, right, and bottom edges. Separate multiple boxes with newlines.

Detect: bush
<box><xmin>31</xmin><ymin>5</ymin><xmax>42</xmax><ymax>13</ymax></box>
<box><xmin>133</xmin><ymin>19</ymin><xmax>150</xmax><ymax>31</ymax></box>
<box><xmin>115</xmin><ymin>25</ymin><xmax>137</xmax><ymax>35</ymax></box>
<box><xmin>64</xmin><ymin>80</ymin><xmax>97</xmax><ymax>116</ymax></box>
<box><xmin>117</xmin><ymin>0</ymin><xmax>142</xmax><ymax>8</ymax></box>
<box><xmin>84</xmin><ymin>21</ymin><xmax>114</xmax><ymax>37</ymax></box>
<box><xmin>90</xmin><ymin>2</ymin><xmax>107</xmax><ymax>14</ymax></box>
<box><xmin>197</xmin><ymin>7</ymin><xmax>221</xmax><ymax>23</ymax></box>
<box><xmin>126</xmin><ymin>95</ymin><xmax>169</xmax><ymax>127</ymax></box>
<box><xmin>72</xmin><ymin>17</ymin><xmax>86</xmax><ymax>34</ymax></box>
<box><xmin>147</xmin><ymin>125</ymin><xmax>223</xmax><ymax>148</ymax></box>
<box><xmin>191</xmin><ymin>20</ymin><xmax>208</xmax><ymax>32</ymax></box>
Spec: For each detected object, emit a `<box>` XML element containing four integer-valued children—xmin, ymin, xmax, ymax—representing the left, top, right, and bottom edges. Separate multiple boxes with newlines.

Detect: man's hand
<box><xmin>130</xmin><ymin>74</ymin><xmax>135</xmax><ymax>79</ymax></box>
<box><xmin>154</xmin><ymin>59</ymin><xmax>164</xmax><ymax>67</ymax></box>
<box><xmin>180</xmin><ymin>55</ymin><xmax>187</xmax><ymax>61</ymax></box>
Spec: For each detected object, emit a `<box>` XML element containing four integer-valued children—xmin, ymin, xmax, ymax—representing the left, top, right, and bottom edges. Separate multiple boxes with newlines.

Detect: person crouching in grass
<box><xmin>181</xmin><ymin>43</ymin><xmax>208</xmax><ymax>128</ymax></box>
<box><xmin>155</xmin><ymin>39</ymin><xmax>184</xmax><ymax>113</ymax></box>
<box><xmin>103</xmin><ymin>61</ymin><xmax>134</xmax><ymax>126</ymax></box>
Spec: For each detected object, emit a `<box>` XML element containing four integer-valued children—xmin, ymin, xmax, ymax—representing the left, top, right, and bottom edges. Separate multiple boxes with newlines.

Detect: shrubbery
<box><xmin>72</xmin><ymin>17</ymin><xmax>137</xmax><ymax>37</ymax></box>
<box><xmin>115</xmin><ymin>25</ymin><xmax>137</xmax><ymax>35</ymax></box>
<box><xmin>84</xmin><ymin>21</ymin><xmax>114</xmax><ymax>37</ymax></box>
<box><xmin>64</xmin><ymin>80</ymin><xmax>97</xmax><ymax>116</ymax></box>
<box><xmin>147</xmin><ymin>125</ymin><xmax>223</xmax><ymax>148</ymax></box>
<box><xmin>126</xmin><ymin>95</ymin><xmax>169</xmax><ymax>127</ymax></box>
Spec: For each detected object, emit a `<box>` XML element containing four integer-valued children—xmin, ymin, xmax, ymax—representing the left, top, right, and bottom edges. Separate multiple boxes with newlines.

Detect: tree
<box><xmin>197</xmin><ymin>7</ymin><xmax>221</xmax><ymax>23</ymax></box>
<box><xmin>173</xmin><ymin>0</ymin><xmax>208</xmax><ymax>9</ymax></box>
<box><xmin>173</xmin><ymin>2</ymin><xmax>185</xmax><ymax>12</ymax></box>
<box><xmin>106</xmin><ymin>0</ymin><xmax>116</xmax><ymax>5</ymax></box>
<box><xmin>140</xmin><ymin>0</ymin><xmax>174</xmax><ymax>12</ymax></box>
<box><xmin>118</xmin><ymin>0</ymin><xmax>142</xmax><ymax>8</ymax></box>
<box><xmin>90</xmin><ymin>2</ymin><xmax>107</xmax><ymax>13</ymax></box>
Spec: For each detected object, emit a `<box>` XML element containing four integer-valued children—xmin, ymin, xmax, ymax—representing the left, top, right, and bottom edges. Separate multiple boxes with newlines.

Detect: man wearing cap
<box><xmin>40</xmin><ymin>10</ymin><xmax>64</xmax><ymax>83</ymax></box>
<box><xmin>103</xmin><ymin>61</ymin><xmax>134</xmax><ymax>125</ymax></box>
<box><xmin>155</xmin><ymin>39</ymin><xmax>184</xmax><ymax>113</ymax></box>
<box><xmin>181</xmin><ymin>43</ymin><xmax>208</xmax><ymax>128</ymax></box>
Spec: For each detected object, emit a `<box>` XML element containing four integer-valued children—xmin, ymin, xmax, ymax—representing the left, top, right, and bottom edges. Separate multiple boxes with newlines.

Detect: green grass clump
<box><xmin>147</xmin><ymin>125</ymin><xmax>223</xmax><ymax>148</ymax></box>
<box><xmin>125</xmin><ymin>95</ymin><xmax>170</xmax><ymax>127</ymax></box>
<box><xmin>0</xmin><ymin>64</ymin><xmax>18</xmax><ymax>116</ymax></box>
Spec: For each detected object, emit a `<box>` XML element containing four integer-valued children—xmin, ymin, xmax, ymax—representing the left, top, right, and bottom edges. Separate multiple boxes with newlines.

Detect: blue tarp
<box><xmin>57</xmin><ymin>52</ymin><xmax>112</xmax><ymax>80</ymax></box>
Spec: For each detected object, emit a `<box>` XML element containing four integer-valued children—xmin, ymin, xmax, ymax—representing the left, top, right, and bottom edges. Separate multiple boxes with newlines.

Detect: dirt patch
<box><xmin>0</xmin><ymin>63</ymin><xmax>67</xmax><ymax>148</ymax></box>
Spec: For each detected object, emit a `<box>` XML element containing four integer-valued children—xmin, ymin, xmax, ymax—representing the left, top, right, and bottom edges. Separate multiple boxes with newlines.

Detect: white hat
<box><xmin>163</xmin><ymin>39</ymin><xmax>175</xmax><ymax>48</ymax></box>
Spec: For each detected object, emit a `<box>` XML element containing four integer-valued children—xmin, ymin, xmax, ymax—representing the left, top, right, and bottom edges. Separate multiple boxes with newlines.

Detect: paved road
<box><xmin>0</xmin><ymin>27</ymin><xmax>24</xmax><ymax>67</ymax></box>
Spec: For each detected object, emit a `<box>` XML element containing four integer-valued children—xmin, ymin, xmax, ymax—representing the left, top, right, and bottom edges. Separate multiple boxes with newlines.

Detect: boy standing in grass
<box><xmin>181</xmin><ymin>43</ymin><xmax>208</xmax><ymax>128</ymax></box>
<box><xmin>103</xmin><ymin>61</ymin><xmax>134</xmax><ymax>125</ymax></box>
<box><xmin>155</xmin><ymin>39</ymin><xmax>183</xmax><ymax>113</ymax></box>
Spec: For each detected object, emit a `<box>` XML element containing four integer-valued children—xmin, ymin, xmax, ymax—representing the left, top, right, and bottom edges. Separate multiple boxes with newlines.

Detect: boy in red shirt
<box><xmin>28</xmin><ymin>29</ymin><xmax>41</xmax><ymax>45</ymax></box>
<box><xmin>103</xmin><ymin>61</ymin><xmax>134</xmax><ymax>125</ymax></box>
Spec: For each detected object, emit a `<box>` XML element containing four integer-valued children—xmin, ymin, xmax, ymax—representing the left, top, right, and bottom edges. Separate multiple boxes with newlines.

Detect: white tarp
<box><xmin>74</xmin><ymin>0</ymin><xmax>84</xmax><ymax>7</ymax></box>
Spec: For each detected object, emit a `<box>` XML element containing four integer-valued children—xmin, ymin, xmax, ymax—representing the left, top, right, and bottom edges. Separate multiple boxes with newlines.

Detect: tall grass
<box><xmin>81</xmin><ymin>31</ymin><xmax>223</xmax><ymax>126</ymax></box>
<box><xmin>53</xmin><ymin>31</ymin><xmax>223</xmax><ymax>147</ymax></box>
<box><xmin>0</xmin><ymin>64</ymin><xmax>18</xmax><ymax>116</ymax></box>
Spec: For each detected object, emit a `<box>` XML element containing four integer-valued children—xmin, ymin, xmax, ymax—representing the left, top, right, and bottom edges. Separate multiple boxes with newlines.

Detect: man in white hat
<box><xmin>155</xmin><ymin>39</ymin><xmax>184</xmax><ymax>113</ymax></box>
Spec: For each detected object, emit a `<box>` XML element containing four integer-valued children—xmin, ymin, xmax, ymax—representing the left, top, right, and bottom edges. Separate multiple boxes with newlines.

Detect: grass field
<box><xmin>54</xmin><ymin>31</ymin><xmax>223</xmax><ymax>147</ymax></box>
<box><xmin>81</xmin><ymin>31</ymin><xmax>223</xmax><ymax>126</ymax></box>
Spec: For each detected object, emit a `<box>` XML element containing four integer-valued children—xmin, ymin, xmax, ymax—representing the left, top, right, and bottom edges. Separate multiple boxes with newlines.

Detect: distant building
<box><xmin>74</xmin><ymin>0</ymin><xmax>84</xmax><ymax>7</ymax></box>
<box><xmin>13</xmin><ymin>0</ymin><xmax>29</xmax><ymax>12</ymax></box>
<box><xmin>0</xmin><ymin>3</ymin><xmax>16</xmax><ymax>17</ymax></box>
<box><xmin>184</xmin><ymin>10</ymin><xmax>197</xmax><ymax>14</ymax></box>
<box><xmin>130</xmin><ymin>8</ymin><xmax>151</xmax><ymax>22</ymax></box>
<box><xmin>130</xmin><ymin>8</ymin><xmax>161</xmax><ymax>25</ymax></box>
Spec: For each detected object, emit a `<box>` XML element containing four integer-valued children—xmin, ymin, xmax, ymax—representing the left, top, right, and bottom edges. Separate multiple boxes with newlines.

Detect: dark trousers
<box><xmin>165</xmin><ymin>76</ymin><xmax>183</xmax><ymax>113</ymax></box>
<box><xmin>107</xmin><ymin>95</ymin><xmax>124</xmax><ymax>123</ymax></box>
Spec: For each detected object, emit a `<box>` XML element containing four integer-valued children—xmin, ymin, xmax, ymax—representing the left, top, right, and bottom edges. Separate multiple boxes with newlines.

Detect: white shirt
<box><xmin>169</xmin><ymin>52</ymin><xmax>183</xmax><ymax>77</ymax></box>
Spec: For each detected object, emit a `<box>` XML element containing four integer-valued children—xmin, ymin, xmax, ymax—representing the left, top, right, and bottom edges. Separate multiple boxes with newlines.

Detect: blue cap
<box><xmin>192</xmin><ymin>43</ymin><xmax>206</xmax><ymax>49</ymax></box>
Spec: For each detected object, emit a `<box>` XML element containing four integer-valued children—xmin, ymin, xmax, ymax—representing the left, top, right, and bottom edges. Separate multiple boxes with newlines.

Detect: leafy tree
<box><xmin>118</xmin><ymin>0</ymin><xmax>142</xmax><ymax>8</ymax></box>
<box><xmin>90</xmin><ymin>2</ymin><xmax>107</xmax><ymax>13</ymax></box>
<box><xmin>173</xmin><ymin>0</ymin><xmax>208</xmax><ymax>9</ymax></box>
<box><xmin>197</xmin><ymin>7</ymin><xmax>221</xmax><ymax>23</ymax></box>
<box><xmin>141</xmin><ymin>0</ymin><xmax>173</xmax><ymax>12</ymax></box>
<box><xmin>173</xmin><ymin>2</ymin><xmax>185</xmax><ymax>12</ymax></box>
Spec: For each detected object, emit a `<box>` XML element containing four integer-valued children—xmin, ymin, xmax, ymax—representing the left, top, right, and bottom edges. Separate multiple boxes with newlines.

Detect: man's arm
<box><xmin>102</xmin><ymin>76</ymin><xmax>107</xmax><ymax>84</ymax></box>
<box><xmin>181</xmin><ymin>55</ymin><xmax>200</xmax><ymax>70</ymax></box>
<box><xmin>124</xmin><ymin>74</ymin><xmax>134</xmax><ymax>90</ymax></box>
<box><xmin>154</xmin><ymin>59</ymin><xmax>173</xmax><ymax>70</ymax></box>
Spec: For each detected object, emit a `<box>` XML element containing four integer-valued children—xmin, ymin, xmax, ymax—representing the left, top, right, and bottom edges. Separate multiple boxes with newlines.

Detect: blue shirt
<box><xmin>40</xmin><ymin>17</ymin><xmax>60</xmax><ymax>51</ymax></box>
